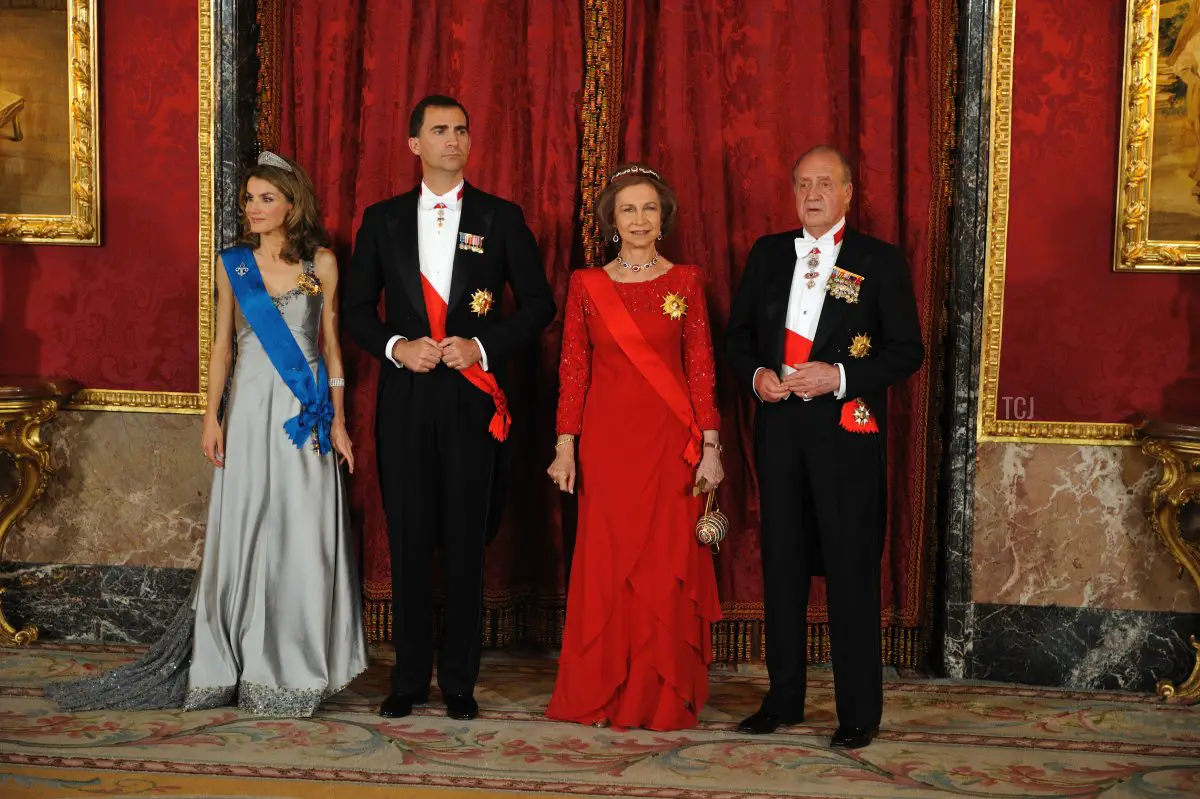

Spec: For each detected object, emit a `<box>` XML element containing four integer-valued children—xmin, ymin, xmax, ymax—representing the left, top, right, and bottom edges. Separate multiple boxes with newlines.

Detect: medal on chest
<box><xmin>804</xmin><ymin>248</ymin><xmax>821</xmax><ymax>289</ymax></box>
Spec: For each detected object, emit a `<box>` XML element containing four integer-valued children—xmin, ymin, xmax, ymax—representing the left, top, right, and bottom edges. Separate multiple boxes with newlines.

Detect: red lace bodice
<box><xmin>556</xmin><ymin>265</ymin><xmax>720</xmax><ymax>435</ymax></box>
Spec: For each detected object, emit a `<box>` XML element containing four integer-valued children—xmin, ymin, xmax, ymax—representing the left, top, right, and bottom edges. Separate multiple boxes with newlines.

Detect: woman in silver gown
<box><xmin>46</xmin><ymin>152</ymin><xmax>368</xmax><ymax>717</ymax></box>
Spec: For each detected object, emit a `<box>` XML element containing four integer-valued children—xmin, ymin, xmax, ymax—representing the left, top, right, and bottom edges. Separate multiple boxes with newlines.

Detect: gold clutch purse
<box><xmin>695</xmin><ymin>488</ymin><xmax>729</xmax><ymax>551</ymax></box>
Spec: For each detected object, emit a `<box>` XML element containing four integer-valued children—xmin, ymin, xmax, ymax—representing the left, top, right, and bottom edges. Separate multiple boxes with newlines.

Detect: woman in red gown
<box><xmin>546</xmin><ymin>164</ymin><xmax>724</xmax><ymax>731</ymax></box>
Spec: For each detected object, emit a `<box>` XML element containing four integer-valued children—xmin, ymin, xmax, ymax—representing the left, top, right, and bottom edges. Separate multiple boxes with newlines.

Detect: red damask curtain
<box><xmin>264</xmin><ymin>0</ymin><xmax>952</xmax><ymax>664</ymax></box>
<box><xmin>275</xmin><ymin>0</ymin><xmax>584</xmax><ymax>642</ymax></box>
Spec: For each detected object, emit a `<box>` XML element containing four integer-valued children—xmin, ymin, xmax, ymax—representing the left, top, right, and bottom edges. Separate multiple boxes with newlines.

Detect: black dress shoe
<box><xmin>737</xmin><ymin>708</ymin><xmax>805</xmax><ymax>735</ymax></box>
<box><xmin>379</xmin><ymin>692</ymin><xmax>428</xmax><ymax>718</ymax></box>
<box><xmin>444</xmin><ymin>693</ymin><xmax>478</xmax><ymax>720</ymax></box>
<box><xmin>830</xmin><ymin>725</ymin><xmax>878</xmax><ymax>749</ymax></box>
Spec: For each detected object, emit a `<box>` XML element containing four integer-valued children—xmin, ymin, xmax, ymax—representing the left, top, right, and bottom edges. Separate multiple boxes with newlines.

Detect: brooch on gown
<box><xmin>849</xmin><ymin>333</ymin><xmax>871</xmax><ymax>358</ymax></box>
<box><xmin>469</xmin><ymin>288</ymin><xmax>495</xmax><ymax>317</ymax></box>
<box><xmin>296</xmin><ymin>271</ymin><xmax>322</xmax><ymax>296</ymax></box>
<box><xmin>661</xmin><ymin>293</ymin><xmax>688</xmax><ymax>320</ymax></box>
<box><xmin>827</xmin><ymin>267</ymin><xmax>863</xmax><ymax>304</ymax></box>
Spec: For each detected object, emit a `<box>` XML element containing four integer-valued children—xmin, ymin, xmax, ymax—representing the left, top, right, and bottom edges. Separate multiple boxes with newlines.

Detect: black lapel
<box><xmin>765</xmin><ymin>231</ymin><xmax>802</xmax><ymax>368</ymax></box>
<box><xmin>810</xmin><ymin>227</ymin><xmax>864</xmax><ymax>356</ymax></box>
<box><xmin>447</xmin><ymin>182</ymin><xmax>493</xmax><ymax>313</ymax></box>
<box><xmin>384</xmin><ymin>188</ymin><xmax>425</xmax><ymax>321</ymax></box>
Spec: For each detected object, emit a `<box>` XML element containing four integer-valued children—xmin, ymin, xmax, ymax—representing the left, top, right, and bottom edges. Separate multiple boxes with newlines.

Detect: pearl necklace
<box><xmin>618</xmin><ymin>251</ymin><xmax>659</xmax><ymax>273</ymax></box>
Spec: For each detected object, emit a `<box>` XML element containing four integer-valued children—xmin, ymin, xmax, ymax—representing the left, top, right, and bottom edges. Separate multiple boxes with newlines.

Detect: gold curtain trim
<box><xmin>579</xmin><ymin>0</ymin><xmax>624</xmax><ymax>268</ymax></box>
<box><xmin>362</xmin><ymin>598</ymin><xmax>926</xmax><ymax>668</ymax></box>
<box><xmin>255</xmin><ymin>0</ymin><xmax>283</xmax><ymax>151</ymax></box>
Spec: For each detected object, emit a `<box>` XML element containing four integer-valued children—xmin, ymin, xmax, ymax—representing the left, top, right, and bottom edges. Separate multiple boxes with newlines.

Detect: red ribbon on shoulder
<box><xmin>579</xmin><ymin>270</ymin><xmax>703</xmax><ymax>465</ymax></box>
<box><xmin>422</xmin><ymin>275</ymin><xmax>510</xmax><ymax>441</ymax></box>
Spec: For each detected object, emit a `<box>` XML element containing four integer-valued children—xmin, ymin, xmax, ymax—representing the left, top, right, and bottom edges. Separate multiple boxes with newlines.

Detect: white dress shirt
<box><xmin>753</xmin><ymin>218</ymin><xmax>847</xmax><ymax>401</ymax></box>
<box><xmin>385</xmin><ymin>181</ymin><xmax>489</xmax><ymax>371</ymax></box>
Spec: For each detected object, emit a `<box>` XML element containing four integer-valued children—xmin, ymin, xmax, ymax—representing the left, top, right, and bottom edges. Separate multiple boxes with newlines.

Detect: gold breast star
<box><xmin>661</xmin><ymin>292</ymin><xmax>688</xmax><ymax>320</ymax></box>
<box><xmin>849</xmin><ymin>333</ymin><xmax>872</xmax><ymax>359</ymax></box>
<box><xmin>469</xmin><ymin>288</ymin><xmax>495</xmax><ymax>317</ymax></box>
<box><xmin>296</xmin><ymin>272</ymin><xmax>322</xmax><ymax>296</ymax></box>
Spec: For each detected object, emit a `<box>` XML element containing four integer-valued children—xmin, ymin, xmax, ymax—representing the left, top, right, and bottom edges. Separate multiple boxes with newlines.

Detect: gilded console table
<box><xmin>1138</xmin><ymin>420</ymin><xmax>1200</xmax><ymax>701</ymax></box>
<box><xmin>0</xmin><ymin>378</ymin><xmax>80</xmax><ymax>646</ymax></box>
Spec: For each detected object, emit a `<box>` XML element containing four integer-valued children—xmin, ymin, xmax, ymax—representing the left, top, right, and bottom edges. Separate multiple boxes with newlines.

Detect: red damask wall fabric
<box><xmin>279</xmin><ymin>0</ymin><xmax>584</xmax><ymax>639</ymax></box>
<box><xmin>618</xmin><ymin>0</ymin><xmax>946</xmax><ymax>642</ymax></box>
<box><xmin>0</xmin><ymin>2</ymin><xmax>200</xmax><ymax>390</ymax></box>
<box><xmin>1002</xmin><ymin>0</ymin><xmax>1200</xmax><ymax>424</ymax></box>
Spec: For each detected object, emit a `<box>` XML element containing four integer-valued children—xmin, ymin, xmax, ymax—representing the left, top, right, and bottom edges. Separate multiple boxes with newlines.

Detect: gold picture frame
<box><xmin>1114</xmin><ymin>0</ymin><xmax>1200</xmax><ymax>272</ymax></box>
<box><xmin>68</xmin><ymin>0</ymin><xmax>214</xmax><ymax>413</ymax></box>
<box><xmin>979</xmin><ymin>0</ymin><xmax>1136</xmax><ymax>445</ymax></box>
<box><xmin>0</xmin><ymin>0</ymin><xmax>100</xmax><ymax>245</ymax></box>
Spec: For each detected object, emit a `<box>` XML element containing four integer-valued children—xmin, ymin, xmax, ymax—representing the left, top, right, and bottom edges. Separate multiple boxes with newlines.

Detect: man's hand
<box><xmin>754</xmin><ymin>369</ymin><xmax>791</xmax><ymax>403</ymax></box>
<box><xmin>782</xmin><ymin>362</ymin><xmax>840</xmax><ymax>399</ymax></box>
<box><xmin>393</xmin><ymin>337</ymin><xmax>443</xmax><ymax>372</ymax></box>
<box><xmin>439</xmin><ymin>337</ymin><xmax>481</xmax><ymax>371</ymax></box>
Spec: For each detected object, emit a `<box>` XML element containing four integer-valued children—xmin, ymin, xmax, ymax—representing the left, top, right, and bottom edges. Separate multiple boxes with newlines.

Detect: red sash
<box><xmin>784</xmin><ymin>329</ymin><xmax>812</xmax><ymax>367</ymax></box>
<box><xmin>421</xmin><ymin>275</ymin><xmax>510</xmax><ymax>441</ymax></box>
<box><xmin>579</xmin><ymin>269</ymin><xmax>703</xmax><ymax>466</ymax></box>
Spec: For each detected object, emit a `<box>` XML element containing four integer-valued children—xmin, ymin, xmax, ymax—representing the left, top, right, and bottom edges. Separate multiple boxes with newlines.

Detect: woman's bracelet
<box><xmin>328</xmin><ymin>377</ymin><xmax>346</xmax><ymax>388</ymax></box>
<box><xmin>703</xmin><ymin>441</ymin><xmax>723</xmax><ymax>454</ymax></box>
<box><xmin>555</xmin><ymin>435</ymin><xmax>575</xmax><ymax>451</ymax></box>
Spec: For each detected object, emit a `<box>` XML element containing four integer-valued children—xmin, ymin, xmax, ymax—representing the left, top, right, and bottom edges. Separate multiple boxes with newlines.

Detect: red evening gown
<box><xmin>547</xmin><ymin>265</ymin><xmax>722</xmax><ymax>731</ymax></box>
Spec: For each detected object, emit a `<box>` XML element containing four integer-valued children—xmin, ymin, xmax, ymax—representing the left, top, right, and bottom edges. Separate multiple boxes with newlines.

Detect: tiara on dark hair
<box><xmin>609</xmin><ymin>165</ymin><xmax>662</xmax><ymax>182</ymax></box>
<box><xmin>257</xmin><ymin>150</ymin><xmax>294</xmax><ymax>173</ymax></box>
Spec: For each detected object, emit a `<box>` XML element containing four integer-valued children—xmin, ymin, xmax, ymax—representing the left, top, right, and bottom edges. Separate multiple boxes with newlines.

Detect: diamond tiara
<box><xmin>257</xmin><ymin>150</ymin><xmax>294</xmax><ymax>173</ymax></box>
<box><xmin>609</xmin><ymin>165</ymin><xmax>661</xmax><ymax>181</ymax></box>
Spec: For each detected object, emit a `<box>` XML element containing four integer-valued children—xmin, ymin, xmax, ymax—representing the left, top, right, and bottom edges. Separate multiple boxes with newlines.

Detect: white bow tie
<box><xmin>796</xmin><ymin>235</ymin><xmax>833</xmax><ymax>257</ymax></box>
<box><xmin>420</xmin><ymin>190</ymin><xmax>461</xmax><ymax>212</ymax></box>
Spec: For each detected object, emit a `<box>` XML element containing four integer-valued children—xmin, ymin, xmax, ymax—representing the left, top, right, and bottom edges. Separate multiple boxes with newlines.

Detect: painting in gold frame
<box><xmin>1115</xmin><ymin>0</ymin><xmax>1200</xmax><ymax>272</ymax></box>
<box><xmin>0</xmin><ymin>0</ymin><xmax>100</xmax><ymax>245</ymax></box>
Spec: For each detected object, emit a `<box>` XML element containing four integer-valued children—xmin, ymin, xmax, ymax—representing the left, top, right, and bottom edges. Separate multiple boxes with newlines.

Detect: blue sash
<box><xmin>220</xmin><ymin>246</ymin><xmax>333</xmax><ymax>455</ymax></box>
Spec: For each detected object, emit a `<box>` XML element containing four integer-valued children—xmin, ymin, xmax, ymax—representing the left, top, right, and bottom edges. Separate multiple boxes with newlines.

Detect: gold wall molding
<box><xmin>64</xmin><ymin>0</ymin><xmax>215</xmax><ymax>414</ymax></box>
<box><xmin>978</xmin><ymin>0</ymin><xmax>1136</xmax><ymax>446</ymax></box>
<box><xmin>1113</xmin><ymin>0</ymin><xmax>1200</xmax><ymax>272</ymax></box>
<box><xmin>0</xmin><ymin>0</ymin><xmax>100</xmax><ymax>245</ymax></box>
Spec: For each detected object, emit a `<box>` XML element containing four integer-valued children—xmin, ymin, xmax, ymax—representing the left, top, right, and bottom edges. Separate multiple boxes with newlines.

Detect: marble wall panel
<box><xmin>2</xmin><ymin>411</ymin><xmax>210</xmax><ymax>568</ymax></box>
<box><xmin>972</xmin><ymin>442</ymin><xmax>1200</xmax><ymax>614</ymax></box>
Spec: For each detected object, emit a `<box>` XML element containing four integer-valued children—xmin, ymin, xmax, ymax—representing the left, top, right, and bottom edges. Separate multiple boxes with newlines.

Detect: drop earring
<box><xmin>613</xmin><ymin>233</ymin><xmax>619</xmax><ymax>244</ymax></box>
<box><xmin>657</xmin><ymin>232</ymin><xmax>663</xmax><ymax>240</ymax></box>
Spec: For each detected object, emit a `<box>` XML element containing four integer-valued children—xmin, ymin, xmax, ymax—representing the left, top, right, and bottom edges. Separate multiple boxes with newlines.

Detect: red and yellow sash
<box><xmin>421</xmin><ymin>275</ymin><xmax>510</xmax><ymax>441</ymax></box>
<box><xmin>579</xmin><ymin>269</ymin><xmax>702</xmax><ymax>465</ymax></box>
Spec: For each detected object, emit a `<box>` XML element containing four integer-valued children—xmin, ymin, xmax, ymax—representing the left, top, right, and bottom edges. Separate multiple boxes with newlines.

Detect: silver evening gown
<box><xmin>46</xmin><ymin>260</ymin><xmax>369</xmax><ymax>717</ymax></box>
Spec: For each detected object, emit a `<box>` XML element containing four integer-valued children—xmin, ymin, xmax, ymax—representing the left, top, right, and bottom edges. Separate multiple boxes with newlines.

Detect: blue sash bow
<box><xmin>220</xmin><ymin>246</ymin><xmax>333</xmax><ymax>455</ymax></box>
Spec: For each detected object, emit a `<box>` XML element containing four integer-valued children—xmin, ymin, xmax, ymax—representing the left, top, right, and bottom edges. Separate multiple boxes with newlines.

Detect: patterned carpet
<box><xmin>1</xmin><ymin>644</ymin><xmax>1198</xmax><ymax>798</ymax></box>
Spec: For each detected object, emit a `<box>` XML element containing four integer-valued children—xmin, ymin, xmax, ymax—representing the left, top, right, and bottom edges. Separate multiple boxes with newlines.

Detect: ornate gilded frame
<box><xmin>69</xmin><ymin>0</ymin><xmax>214</xmax><ymax>413</ymax></box>
<box><xmin>1114</xmin><ymin>0</ymin><xmax>1200</xmax><ymax>272</ymax></box>
<box><xmin>978</xmin><ymin>0</ymin><xmax>1136</xmax><ymax>445</ymax></box>
<box><xmin>0</xmin><ymin>0</ymin><xmax>100</xmax><ymax>245</ymax></box>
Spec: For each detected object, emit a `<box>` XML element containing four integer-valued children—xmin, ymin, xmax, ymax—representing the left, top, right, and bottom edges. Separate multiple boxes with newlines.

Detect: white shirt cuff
<box><xmin>752</xmin><ymin>367</ymin><xmax>766</xmax><ymax>401</ymax></box>
<box><xmin>385</xmin><ymin>335</ymin><xmax>407</xmax><ymax>369</ymax></box>
<box><xmin>834</xmin><ymin>362</ymin><xmax>847</xmax><ymax>399</ymax></box>
<box><xmin>473</xmin><ymin>337</ymin><xmax>489</xmax><ymax>372</ymax></box>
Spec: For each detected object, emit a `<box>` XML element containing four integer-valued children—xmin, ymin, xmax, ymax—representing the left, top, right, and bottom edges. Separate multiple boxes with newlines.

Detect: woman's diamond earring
<box><xmin>613</xmin><ymin>233</ymin><xmax>619</xmax><ymax>244</ymax></box>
